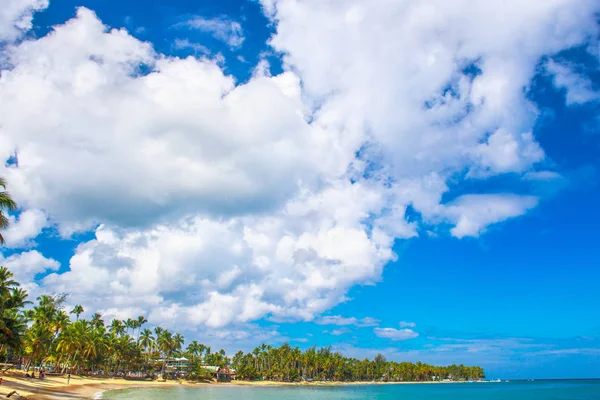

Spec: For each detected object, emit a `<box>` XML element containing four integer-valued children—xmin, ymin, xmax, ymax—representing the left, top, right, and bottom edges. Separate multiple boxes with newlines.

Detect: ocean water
<box><xmin>102</xmin><ymin>380</ymin><xmax>600</xmax><ymax>399</ymax></box>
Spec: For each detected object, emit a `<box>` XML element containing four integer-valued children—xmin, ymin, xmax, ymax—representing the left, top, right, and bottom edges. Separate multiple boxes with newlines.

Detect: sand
<box><xmin>0</xmin><ymin>372</ymin><xmax>191</xmax><ymax>399</ymax></box>
<box><xmin>0</xmin><ymin>372</ymin><xmax>472</xmax><ymax>399</ymax></box>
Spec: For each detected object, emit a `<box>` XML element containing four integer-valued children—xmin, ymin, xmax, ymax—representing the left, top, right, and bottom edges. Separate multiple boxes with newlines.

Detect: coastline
<box><xmin>0</xmin><ymin>373</ymin><xmax>185</xmax><ymax>399</ymax></box>
<box><xmin>0</xmin><ymin>372</ymin><xmax>476</xmax><ymax>399</ymax></box>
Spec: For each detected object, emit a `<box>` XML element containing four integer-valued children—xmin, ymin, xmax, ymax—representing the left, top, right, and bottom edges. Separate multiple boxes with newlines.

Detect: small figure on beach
<box><xmin>68</xmin><ymin>373</ymin><xmax>71</xmax><ymax>384</ymax></box>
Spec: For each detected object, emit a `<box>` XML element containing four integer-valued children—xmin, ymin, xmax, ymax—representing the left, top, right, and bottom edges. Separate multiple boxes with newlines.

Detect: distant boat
<box><xmin>490</xmin><ymin>379</ymin><xmax>501</xmax><ymax>383</ymax></box>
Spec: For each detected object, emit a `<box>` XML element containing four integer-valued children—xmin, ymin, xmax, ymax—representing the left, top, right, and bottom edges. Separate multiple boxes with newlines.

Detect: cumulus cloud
<box><xmin>470</xmin><ymin>130</ymin><xmax>545</xmax><ymax>176</ymax></box>
<box><xmin>1</xmin><ymin>8</ymin><xmax>328</xmax><ymax>233</ymax></box>
<box><xmin>264</xmin><ymin>0</ymin><xmax>597</xmax><ymax>180</ymax></box>
<box><xmin>546</xmin><ymin>59</ymin><xmax>600</xmax><ymax>105</ymax></box>
<box><xmin>1</xmin><ymin>0</ymin><xmax>598</xmax><ymax>332</ymax></box>
<box><xmin>2</xmin><ymin>208</ymin><xmax>49</xmax><ymax>248</ymax></box>
<box><xmin>441</xmin><ymin>194</ymin><xmax>539</xmax><ymax>238</ymax></box>
<box><xmin>399</xmin><ymin>321</ymin><xmax>416</xmax><ymax>328</ymax></box>
<box><xmin>179</xmin><ymin>16</ymin><xmax>244</xmax><ymax>49</ymax></box>
<box><xmin>0</xmin><ymin>250</ymin><xmax>60</xmax><ymax>287</ymax></box>
<box><xmin>0</xmin><ymin>0</ymin><xmax>48</xmax><ymax>42</ymax></box>
<box><xmin>374</xmin><ymin>327</ymin><xmax>419</xmax><ymax>341</ymax></box>
<box><xmin>39</xmin><ymin>196</ymin><xmax>395</xmax><ymax>328</ymax></box>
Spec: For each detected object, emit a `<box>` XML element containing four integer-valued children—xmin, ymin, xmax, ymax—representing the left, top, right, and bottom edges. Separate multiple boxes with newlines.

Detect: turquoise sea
<box><xmin>103</xmin><ymin>380</ymin><xmax>600</xmax><ymax>399</ymax></box>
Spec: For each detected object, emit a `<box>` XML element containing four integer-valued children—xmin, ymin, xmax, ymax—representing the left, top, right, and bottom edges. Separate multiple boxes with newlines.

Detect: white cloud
<box><xmin>39</xmin><ymin>194</ymin><xmax>395</xmax><ymax>328</ymax></box>
<box><xmin>360</xmin><ymin>317</ymin><xmax>380</xmax><ymax>327</ymax></box>
<box><xmin>316</xmin><ymin>316</ymin><xmax>358</xmax><ymax>326</ymax></box>
<box><xmin>0</xmin><ymin>8</ymin><xmax>329</xmax><ymax>233</ymax></box>
<box><xmin>264</xmin><ymin>0</ymin><xmax>597</xmax><ymax>182</ymax></box>
<box><xmin>180</xmin><ymin>16</ymin><xmax>244</xmax><ymax>49</ymax></box>
<box><xmin>0</xmin><ymin>0</ymin><xmax>598</xmax><ymax>331</ymax></box>
<box><xmin>0</xmin><ymin>0</ymin><xmax>48</xmax><ymax>42</ymax></box>
<box><xmin>0</xmin><ymin>250</ymin><xmax>60</xmax><ymax>290</ymax></box>
<box><xmin>374</xmin><ymin>327</ymin><xmax>419</xmax><ymax>341</ymax></box>
<box><xmin>470</xmin><ymin>130</ymin><xmax>545</xmax><ymax>176</ymax></box>
<box><xmin>316</xmin><ymin>315</ymin><xmax>379</xmax><ymax>327</ymax></box>
<box><xmin>399</xmin><ymin>321</ymin><xmax>416</xmax><ymax>328</ymax></box>
<box><xmin>441</xmin><ymin>194</ymin><xmax>539</xmax><ymax>238</ymax></box>
<box><xmin>2</xmin><ymin>208</ymin><xmax>48</xmax><ymax>248</ymax></box>
<box><xmin>329</xmin><ymin>328</ymin><xmax>351</xmax><ymax>336</ymax></box>
<box><xmin>546</xmin><ymin>59</ymin><xmax>600</xmax><ymax>105</ymax></box>
<box><xmin>173</xmin><ymin>38</ymin><xmax>210</xmax><ymax>55</ymax></box>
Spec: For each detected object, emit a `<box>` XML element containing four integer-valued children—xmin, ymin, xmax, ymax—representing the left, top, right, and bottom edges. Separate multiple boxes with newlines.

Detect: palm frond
<box><xmin>0</xmin><ymin>192</ymin><xmax>17</xmax><ymax>212</ymax></box>
<box><xmin>0</xmin><ymin>211</ymin><xmax>10</xmax><ymax>229</ymax></box>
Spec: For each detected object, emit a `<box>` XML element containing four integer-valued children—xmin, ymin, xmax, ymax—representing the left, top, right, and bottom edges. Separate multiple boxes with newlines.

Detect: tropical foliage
<box><xmin>0</xmin><ymin>267</ymin><xmax>30</xmax><ymax>356</ymax></box>
<box><xmin>231</xmin><ymin>344</ymin><xmax>484</xmax><ymax>382</ymax></box>
<box><xmin>0</xmin><ymin>177</ymin><xmax>18</xmax><ymax>245</ymax></box>
<box><xmin>1</xmin><ymin>288</ymin><xmax>168</xmax><ymax>375</ymax></box>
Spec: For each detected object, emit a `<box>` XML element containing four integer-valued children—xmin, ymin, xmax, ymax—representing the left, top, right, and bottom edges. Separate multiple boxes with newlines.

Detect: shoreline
<box><xmin>0</xmin><ymin>373</ymin><xmax>184</xmax><ymax>399</ymax></box>
<box><xmin>0</xmin><ymin>372</ymin><xmax>480</xmax><ymax>399</ymax></box>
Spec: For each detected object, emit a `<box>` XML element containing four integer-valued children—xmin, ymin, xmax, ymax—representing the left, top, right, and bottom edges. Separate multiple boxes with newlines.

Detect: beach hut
<box><xmin>217</xmin><ymin>366</ymin><xmax>236</xmax><ymax>382</ymax></box>
<box><xmin>205</xmin><ymin>366</ymin><xmax>236</xmax><ymax>382</ymax></box>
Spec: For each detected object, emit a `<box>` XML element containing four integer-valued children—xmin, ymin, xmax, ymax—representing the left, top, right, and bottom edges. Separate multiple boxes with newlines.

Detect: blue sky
<box><xmin>1</xmin><ymin>0</ymin><xmax>600</xmax><ymax>380</ymax></box>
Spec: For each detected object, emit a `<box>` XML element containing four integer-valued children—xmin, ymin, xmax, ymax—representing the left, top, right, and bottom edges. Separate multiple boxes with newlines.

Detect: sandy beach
<box><xmin>0</xmin><ymin>372</ymin><xmax>474</xmax><ymax>399</ymax></box>
<box><xmin>0</xmin><ymin>372</ymin><xmax>189</xmax><ymax>399</ymax></box>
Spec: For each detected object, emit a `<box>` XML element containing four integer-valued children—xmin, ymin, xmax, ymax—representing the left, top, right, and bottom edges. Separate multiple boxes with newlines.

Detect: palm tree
<box><xmin>186</xmin><ymin>340</ymin><xmax>201</xmax><ymax>361</ymax></box>
<box><xmin>173</xmin><ymin>333</ymin><xmax>184</xmax><ymax>353</ymax></box>
<box><xmin>139</xmin><ymin>328</ymin><xmax>154</xmax><ymax>355</ymax></box>
<box><xmin>0</xmin><ymin>177</ymin><xmax>17</xmax><ymax>245</ymax></box>
<box><xmin>70</xmin><ymin>305</ymin><xmax>84</xmax><ymax>321</ymax></box>
<box><xmin>0</xmin><ymin>266</ymin><xmax>19</xmax><ymax>298</ymax></box>
<box><xmin>109</xmin><ymin>319</ymin><xmax>125</xmax><ymax>337</ymax></box>
<box><xmin>0</xmin><ymin>267</ymin><xmax>30</xmax><ymax>354</ymax></box>
<box><xmin>157</xmin><ymin>330</ymin><xmax>173</xmax><ymax>376</ymax></box>
<box><xmin>125</xmin><ymin>318</ymin><xmax>134</xmax><ymax>336</ymax></box>
<box><xmin>91</xmin><ymin>313</ymin><xmax>104</xmax><ymax>329</ymax></box>
<box><xmin>53</xmin><ymin>310</ymin><xmax>70</xmax><ymax>336</ymax></box>
<box><xmin>135</xmin><ymin>315</ymin><xmax>147</xmax><ymax>341</ymax></box>
<box><xmin>154</xmin><ymin>326</ymin><xmax>163</xmax><ymax>341</ymax></box>
<box><xmin>24</xmin><ymin>323</ymin><xmax>53</xmax><ymax>371</ymax></box>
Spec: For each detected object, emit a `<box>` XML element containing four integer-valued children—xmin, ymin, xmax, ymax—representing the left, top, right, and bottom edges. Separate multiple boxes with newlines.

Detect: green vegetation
<box><xmin>0</xmin><ymin>177</ymin><xmax>18</xmax><ymax>245</ymax></box>
<box><xmin>232</xmin><ymin>345</ymin><xmax>484</xmax><ymax>382</ymax></box>
<box><xmin>0</xmin><ymin>267</ymin><xmax>30</xmax><ymax>356</ymax></box>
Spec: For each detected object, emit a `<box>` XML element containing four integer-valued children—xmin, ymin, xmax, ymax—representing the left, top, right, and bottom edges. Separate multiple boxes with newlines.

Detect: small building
<box><xmin>204</xmin><ymin>366</ymin><xmax>236</xmax><ymax>382</ymax></box>
<box><xmin>156</xmin><ymin>357</ymin><xmax>188</xmax><ymax>370</ymax></box>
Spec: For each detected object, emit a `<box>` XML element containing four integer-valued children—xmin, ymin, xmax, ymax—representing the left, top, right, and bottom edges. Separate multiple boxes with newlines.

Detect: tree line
<box><xmin>231</xmin><ymin>344</ymin><xmax>484</xmax><ymax>382</ymax></box>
